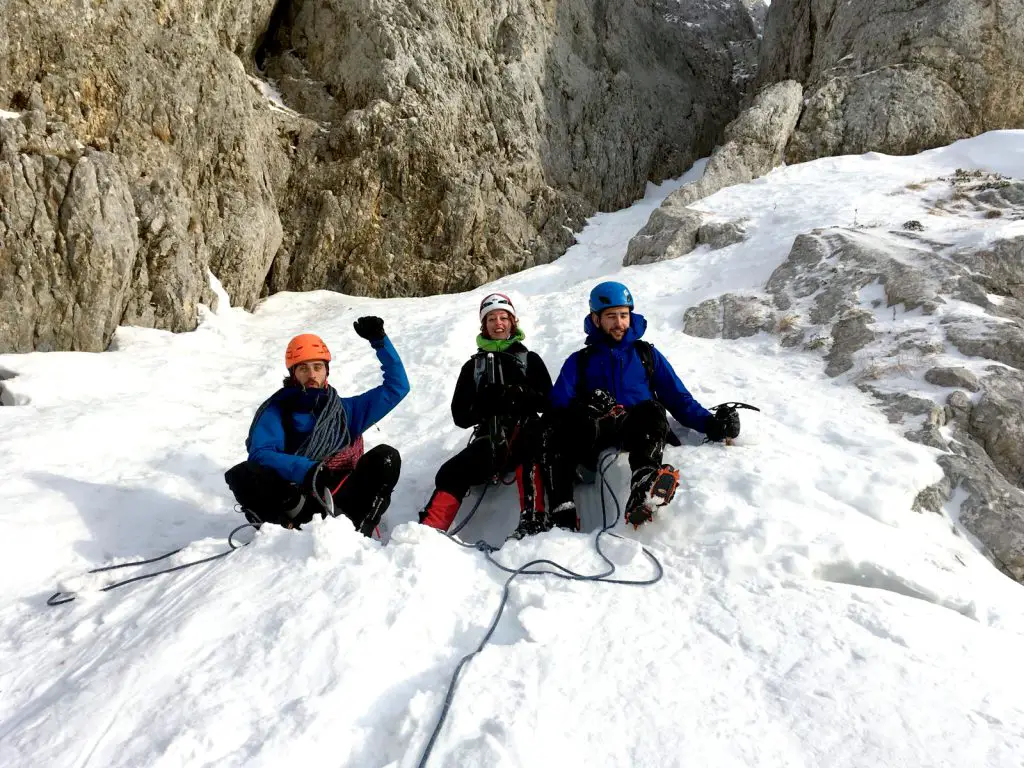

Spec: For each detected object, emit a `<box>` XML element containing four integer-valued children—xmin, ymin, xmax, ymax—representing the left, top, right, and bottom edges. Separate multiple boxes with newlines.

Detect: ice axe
<box><xmin>484</xmin><ymin>353</ymin><xmax>508</xmax><ymax>461</ymax></box>
<box><xmin>708</xmin><ymin>401</ymin><xmax>760</xmax><ymax>445</ymax></box>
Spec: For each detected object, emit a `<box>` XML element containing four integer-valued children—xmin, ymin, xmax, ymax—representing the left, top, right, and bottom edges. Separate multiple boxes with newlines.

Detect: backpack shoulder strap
<box><xmin>472</xmin><ymin>349</ymin><xmax>527</xmax><ymax>388</ymax></box>
<box><xmin>513</xmin><ymin>349</ymin><xmax>529</xmax><ymax>376</ymax></box>
<box><xmin>634</xmin><ymin>340</ymin><xmax>656</xmax><ymax>385</ymax></box>
<box><xmin>574</xmin><ymin>346</ymin><xmax>594</xmax><ymax>396</ymax></box>
<box><xmin>472</xmin><ymin>353</ymin><xmax>488</xmax><ymax>389</ymax></box>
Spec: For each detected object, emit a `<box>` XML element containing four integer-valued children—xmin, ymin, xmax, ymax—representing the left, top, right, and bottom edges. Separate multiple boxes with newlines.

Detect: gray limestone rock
<box><xmin>760</xmin><ymin>221</ymin><xmax>1024</xmax><ymax>582</ymax></box>
<box><xmin>682</xmin><ymin>293</ymin><xmax>775</xmax><ymax>339</ymax></box>
<box><xmin>626</xmin><ymin>79</ymin><xmax>802</xmax><ymax>266</ymax></box>
<box><xmin>721</xmin><ymin>294</ymin><xmax>775</xmax><ymax>339</ymax></box>
<box><xmin>0</xmin><ymin>115</ymin><xmax>139</xmax><ymax>352</ymax></box>
<box><xmin>698</xmin><ymin>220</ymin><xmax>748</xmax><ymax>250</ymax></box>
<box><xmin>759</xmin><ymin>0</ymin><xmax>1024</xmax><ymax>162</ymax></box>
<box><xmin>946</xmin><ymin>390</ymin><xmax>974</xmax><ymax>422</ymax></box>
<box><xmin>916</xmin><ymin>450</ymin><xmax>1024</xmax><ymax>582</ymax></box>
<box><xmin>665</xmin><ymin>80</ymin><xmax>804</xmax><ymax>209</ymax></box>
<box><xmin>968</xmin><ymin>368</ymin><xmax>1024</xmax><ymax>488</ymax></box>
<box><xmin>869</xmin><ymin>390</ymin><xmax>937</xmax><ymax>424</ymax></box>
<box><xmin>624</xmin><ymin>206</ymin><xmax>704</xmax><ymax>266</ymax></box>
<box><xmin>682</xmin><ymin>299</ymin><xmax>723</xmax><ymax>339</ymax></box>
<box><xmin>825</xmin><ymin>310</ymin><xmax>876</xmax><ymax>377</ymax></box>
<box><xmin>944</xmin><ymin>320</ymin><xmax>1024</xmax><ymax>371</ymax></box>
<box><xmin>0</xmin><ymin>0</ymin><xmax>764</xmax><ymax>348</ymax></box>
<box><xmin>264</xmin><ymin>0</ymin><xmax>761</xmax><ymax>296</ymax></box>
<box><xmin>925</xmin><ymin>366</ymin><xmax>981</xmax><ymax>393</ymax></box>
<box><xmin>0</xmin><ymin>0</ymin><xmax>289</xmax><ymax>350</ymax></box>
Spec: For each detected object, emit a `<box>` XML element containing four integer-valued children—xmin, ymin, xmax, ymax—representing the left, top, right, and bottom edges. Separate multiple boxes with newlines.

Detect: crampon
<box><xmin>625</xmin><ymin>464</ymin><xmax>680</xmax><ymax>529</ymax></box>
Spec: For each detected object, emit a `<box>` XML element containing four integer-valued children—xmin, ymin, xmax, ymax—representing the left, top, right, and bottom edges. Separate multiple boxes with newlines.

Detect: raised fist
<box><xmin>353</xmin><ymin>316</ymin><xmax>386</xmax><ymax>342</ymax></box>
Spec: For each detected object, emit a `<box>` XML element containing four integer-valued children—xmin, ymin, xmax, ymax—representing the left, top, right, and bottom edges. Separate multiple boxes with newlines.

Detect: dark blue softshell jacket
<box><xmin>247</xmin><ymin>337</ymin><xmax>410</xmax><ymax>484</ymax></box>
<box><xmin>549</xmin><ymin>312</ymin><xmax>713</xmax><ymax>433</ymax></box>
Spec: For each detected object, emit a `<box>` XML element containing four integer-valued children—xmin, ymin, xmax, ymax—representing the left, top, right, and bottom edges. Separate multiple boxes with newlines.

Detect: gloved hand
<box><xmin>581</xmin><ymin>388</ymin><xmax>619</xmax><ymax>419</ymax></box>
<box><xmin>304</xmin><ymin>462</ymin><xmax>348</xmax><ymax>513</ymax></box>
<box><xmin>353</xmin><ymin>316</ymin><xmax>386</xmax><ymax>342</ymax></box>
<box><xmin>705</xmin><ymin>406</ymin><xmax>741</xmax><ymax>442</ymax></box>
<box><xmin>499</xmin><ymin>385</ymin><xmax>525</xmax><ymax>416</ymax></box>
<box><xmin>476</xmin><ymin>381</ymin><xmax>506</xmax><ymax>417</ymax></box>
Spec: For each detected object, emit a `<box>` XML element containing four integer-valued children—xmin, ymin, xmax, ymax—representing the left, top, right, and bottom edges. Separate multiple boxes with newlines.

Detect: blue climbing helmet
<box><xmin>589</xmin><ymin>281</ymin><xmax>634</xmax><ymax>313</ymax></box>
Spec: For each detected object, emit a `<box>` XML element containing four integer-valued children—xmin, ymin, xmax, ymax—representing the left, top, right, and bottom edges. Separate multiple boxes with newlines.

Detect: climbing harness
<box><xmin>46</xmin><ymin>523</ymin><xmax>255</xmax><ymax>607</ymax></box>
<box><xmin>417</xmin><ymin>451</ymin><xmax>665</xmax><ymax>768</ymax></box>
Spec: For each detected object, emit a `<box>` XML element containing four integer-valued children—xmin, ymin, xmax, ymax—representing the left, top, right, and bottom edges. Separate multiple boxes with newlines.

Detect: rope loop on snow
<box><xmin>418</xmin><ymin>452</ymin><xmax>664</xmax><ymax>768</ymax></box>
<box><xmin>46</xmin><ymin>523</ymin><xmax>256</xmax><ymax>607</ymax></box>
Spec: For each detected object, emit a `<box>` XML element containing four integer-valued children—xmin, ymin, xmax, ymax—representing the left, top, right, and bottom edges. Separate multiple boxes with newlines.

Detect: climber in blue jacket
<box><xmin>225</xmin><ymin>316</ymin><xmax>410</xmax><ymax>535</ymax></box>
<box><xmin>544</xmin><ymin>282</ymin><xmax>739</xmax><ymax>530</ymax></box>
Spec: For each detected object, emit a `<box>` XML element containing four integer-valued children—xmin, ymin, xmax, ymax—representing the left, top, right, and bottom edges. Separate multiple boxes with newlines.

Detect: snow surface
<box><xmin>246</xmin><ymin>74</ymin><xmax>304</xmax><ymax>121</ymax></box>
<box><xmin>2</xmin><ymin>133</ymin><xmax>1024</xmax><ymax>767</ymax></box>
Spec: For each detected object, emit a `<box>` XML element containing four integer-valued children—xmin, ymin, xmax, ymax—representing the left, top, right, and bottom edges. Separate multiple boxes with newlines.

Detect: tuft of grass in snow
<box><xmin>776</xmin><ymin>313</ymin><xmax>800</xmax><ymax>333</ymax></box>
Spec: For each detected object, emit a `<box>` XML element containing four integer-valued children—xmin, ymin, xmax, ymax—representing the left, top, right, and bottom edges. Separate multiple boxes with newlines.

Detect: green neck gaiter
<box><xmin>476</xmin><ymin>326</ymin><xmax>526</xmax><ymax>352</ymax></box>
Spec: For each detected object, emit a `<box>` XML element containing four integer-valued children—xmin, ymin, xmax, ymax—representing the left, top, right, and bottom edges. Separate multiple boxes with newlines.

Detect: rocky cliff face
<box><xmin>0</xmin><ymin>0</ymin><xmax>762</xmax><ymax>352</ymax></box>
<box><xmin>1</xmin><ymin>0</ymin><xmax>290</xmax><ymax>352</ymax></box>
<box><xmin>758</xmin><ymin>0</ymin><xmax>1024</xmax><ymax>162</ymax></box>
<box><xmin>255</xmin><ymin>0</ymin><xmax>761</xmax><ymax>297</ymax></box>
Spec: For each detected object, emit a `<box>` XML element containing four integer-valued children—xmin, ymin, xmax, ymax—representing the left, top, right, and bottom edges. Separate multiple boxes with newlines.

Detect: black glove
<box><xmin>353</xmin><ymin>316</ymin><xmax>386</xmax><ymax>342</ymax></box>
<box><xmin>501</xmin><ymin>385</ymin><xmax>525</xmax><ymax>416</ymax></box>
<box><xmin>705</xmin><ymin>406</ymin><xmax>741</xmax><ymax>442</ymax></box>
<box><xmin>476</xmin><ymin>382</ymin><xmax>506</xmax><ymax>417</ymax></box>
<box><xmin>580</xmin><ymin>388</ymin><xmax>618</xmax><ymax>419</ymax></box>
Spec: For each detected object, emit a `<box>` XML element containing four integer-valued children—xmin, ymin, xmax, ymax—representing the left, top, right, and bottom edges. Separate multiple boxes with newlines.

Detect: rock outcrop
<box><xmin>0</xmin><ymin>0</ymin><xmax>763</xmax><ymax>351</ymax></box>
<box><xmin>625</xmin><ymin>80</ymin><xmax>802</xmax><ymax>265</ymax></box>
<box><xmin>261</xmin><ymin>0</ymin><xmax>761</xmax><ymax>297</ymax></box>
<box><xmin>0</xmin><ymin>0</ymin><xmax>290</xmax><ymax>352</ymax></box>
<box><xmin>758</xmin><ymin>0</ymin><xmax>1024</xmax><ymax>163</ymax></box>
<box><xmin>682</xmin><ymin>172</ymin><xmax>1024</xmax><ymax>581</ymax></box>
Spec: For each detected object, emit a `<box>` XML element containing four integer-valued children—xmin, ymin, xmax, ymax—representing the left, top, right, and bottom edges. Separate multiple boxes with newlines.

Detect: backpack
<box><xmin>472</xmin><ymin>349</ymin><xmax>529</xmax><ymax>389</ymax></box>
<box><xmin>575</xmin><ymin>340</ymin><xmax>656</xmax><ymax>395</ymax></box>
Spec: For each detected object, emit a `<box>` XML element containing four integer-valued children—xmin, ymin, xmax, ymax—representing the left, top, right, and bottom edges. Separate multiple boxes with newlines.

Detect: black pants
<box><xmin>225</xmin><ymin>444</ymin><xmax>401</xmax><ymax>536</ymax></box>
<box><xmin>543</xmin><ymin>400</ymin><xmax>668</xmax><ymax>508</ymax></box>
<box><xmin>435</xmin><ymin>418</ymin><xmax>544</xmax><ymax>510</ymax></box>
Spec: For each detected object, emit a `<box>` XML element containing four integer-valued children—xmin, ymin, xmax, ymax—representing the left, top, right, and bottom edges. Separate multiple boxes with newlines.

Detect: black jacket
<box><xmin>451</xmin><ymin>344</ymin><xmax>553</xmax><ymax>429</ymax></box>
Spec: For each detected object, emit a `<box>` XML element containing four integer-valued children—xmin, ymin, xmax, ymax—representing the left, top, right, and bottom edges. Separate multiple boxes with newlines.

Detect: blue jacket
<box><xmin>247</xmin><ymin>336</ymin><xmax>410</xmax><ymax>484</ymax></box>
<box><xmin>550</xmin><ymin>312</ymin><xmax>713</xmax><ymax>433</ymax></box>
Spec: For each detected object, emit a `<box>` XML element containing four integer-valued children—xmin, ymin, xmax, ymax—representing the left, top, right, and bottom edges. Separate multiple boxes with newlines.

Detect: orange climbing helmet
<box><xmin>285</xmin><ymin>333</ymin><xmax>332</xmax><ymax>370</ymax></box>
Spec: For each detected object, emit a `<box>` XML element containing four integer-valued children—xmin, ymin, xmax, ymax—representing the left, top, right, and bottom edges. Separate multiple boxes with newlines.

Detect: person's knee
<box><xmin>226</xmin><ymin>460</ymin><xmax>285</xmax><ymax>498</ymax></box>
<box><xmin>631</xmin><ymin>400</ymin><xmax>668</xmax><ymax>433</ymax></box>
<box><xmin>435</xmin><ymin>460</ymin><xmax>460</xmax><ymax>494</ymax></box>
<box><xmin>364</xmin><ymin>444</ymin><xmax>401</xmax><ymax>486</ymax></box>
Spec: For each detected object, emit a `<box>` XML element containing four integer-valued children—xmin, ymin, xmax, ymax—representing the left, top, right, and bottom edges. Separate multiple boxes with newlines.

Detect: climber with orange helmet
<box><xmin>224</xmin><ymin>316</ymin><xmax>410</xmax><ymax>535</ymax></box>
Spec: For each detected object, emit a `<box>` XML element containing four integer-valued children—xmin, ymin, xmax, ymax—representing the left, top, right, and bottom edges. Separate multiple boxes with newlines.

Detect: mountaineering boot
<box><xmin>419</xmin><ymin>489</ymin><xmax>461</xmax><ymax>532</ymax></box>
<box><xmin>356</xmin><ymin>490</ymin><xmax>391</xmax><ymax>538</ymax></box>
<box><xmin>509</xmin><ymin>462</ymin><xmax>550</xmax><ymax>540</ymax></box>
<box><xmin>624</xmin><ymin>464</ymin><xmax>680</xmax><ymax>529</ymax></box>
<box><xmin>549</xmin><ymin>501</ymin><xmax>580</xmax><ymax>532</ymax></box>
<box><xmin>508</xmin><ymin>509</ymin><xmax>548</xmax><ymax>540</ymax></box>
<box><xmin>241</xmin><ymin>507</ymin><xmax>263</xmax><ymax>529</ymax></box>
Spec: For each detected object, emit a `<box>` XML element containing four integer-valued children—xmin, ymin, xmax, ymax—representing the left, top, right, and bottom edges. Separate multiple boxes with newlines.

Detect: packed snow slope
<box><xmin>3</xmin><ymin>134</ymin><xmax>1024</xmax><ymax>768</ymax></box>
